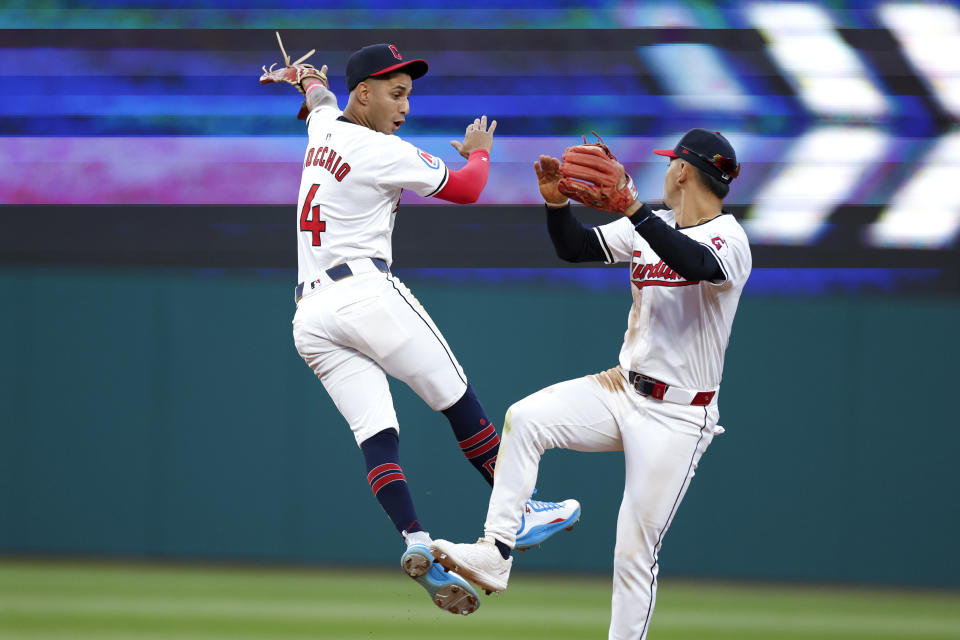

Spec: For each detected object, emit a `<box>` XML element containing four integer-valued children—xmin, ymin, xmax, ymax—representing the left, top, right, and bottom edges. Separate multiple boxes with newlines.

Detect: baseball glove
<box><xmin>259</xmin><ymin>32</ymin><xmax>328</xmax><ymax>119</ymax></box>
<box><xmin>557</xmin><ymin>133</ymin><xmax>639</xmax><ymax>214</ymax></box>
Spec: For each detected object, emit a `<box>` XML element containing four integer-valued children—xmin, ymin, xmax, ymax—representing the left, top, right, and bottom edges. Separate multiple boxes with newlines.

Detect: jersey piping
<box><xmin>639</xmin><ymin>408</ymin><xmax>708</xmax><ymax>638</ymax></box>
<box><xmin>423</xmin><ymin>166</ymin><xmax>450</xmax><ymax>197</ymax></box>
<box><xmin>699</xmin><ymin>240</ymin><xmax>730</xmax><ymax>284</ymax></box>
<box><xmin>594</xmin><ymin>227</ymin><xmax>615</xmax><ymax>264</ymax></box>
<box><xmin>386</xmin><ymin>273</ymin><xmax>466</xmax><ymax>386</ymax></box>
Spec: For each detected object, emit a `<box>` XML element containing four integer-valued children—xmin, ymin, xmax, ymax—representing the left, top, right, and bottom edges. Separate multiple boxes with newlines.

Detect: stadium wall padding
<box><xmin>1</xmin><ymin>267</ymin><xmax>957</xmax><ymax>587</ymax></box>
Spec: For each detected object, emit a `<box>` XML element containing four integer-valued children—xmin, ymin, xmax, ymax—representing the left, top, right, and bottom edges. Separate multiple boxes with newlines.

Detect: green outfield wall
<box><xmin>1</xmin><ymin>267</ymin><xmax>957</xmax><ymax>587</ymax></box>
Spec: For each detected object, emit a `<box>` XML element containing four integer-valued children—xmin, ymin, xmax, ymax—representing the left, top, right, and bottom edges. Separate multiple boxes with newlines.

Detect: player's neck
<box><xmin>674</xmin><ymin>190</ymin><xmax>722</xmax><ymax>228</ymax></box>
<box><xmin>342</xmin><ymin>104</ymin><xmax>375</xmax><ymax>132</ymax></box>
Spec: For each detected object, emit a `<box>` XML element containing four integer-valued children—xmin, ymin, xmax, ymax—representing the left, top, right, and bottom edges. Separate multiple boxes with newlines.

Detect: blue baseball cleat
<box><xmin>514</xmin><ymin>498</ymin><xmax>581</xmax><ymax>552</ymax></box>
<box><xmin>401</xmin><ymin>544</ymin><xmax>480</xmax><ymax>615</ymax></box>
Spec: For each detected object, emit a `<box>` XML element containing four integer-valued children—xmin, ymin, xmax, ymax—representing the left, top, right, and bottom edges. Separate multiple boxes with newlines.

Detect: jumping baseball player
<box><xmin>259</xmin><ymin>36</ymin><xmax>580</xmax><ymax>617</ymax></box>
<box><xmin>431</xmin><ymin>129</ymin><xmax>751</xmax><ymax>637</ymax></box>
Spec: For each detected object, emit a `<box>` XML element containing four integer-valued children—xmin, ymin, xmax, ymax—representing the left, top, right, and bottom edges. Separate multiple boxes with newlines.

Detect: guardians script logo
<box><xmin>630</xmin><ymin>251</ymin><xmax>699</xmax><ymax>290</ymax></box>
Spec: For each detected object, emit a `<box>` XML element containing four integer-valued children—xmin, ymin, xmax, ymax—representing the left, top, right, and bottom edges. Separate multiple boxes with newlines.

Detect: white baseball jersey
<box><xmin>296</xmin><ymin>104</ymin><xmax>450</xmax><ymax>284</ymax></box>
<box><xmin>593</xmin><ymin>208</ymin><xmax>752</xmax><ymax>391</ymax></box>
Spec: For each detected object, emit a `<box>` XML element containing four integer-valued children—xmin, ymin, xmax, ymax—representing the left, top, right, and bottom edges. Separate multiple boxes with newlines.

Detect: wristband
<box><xmin>629</xmin><ymin>202</ymin><xmax>654</xmax><ymax>227</ymax></box>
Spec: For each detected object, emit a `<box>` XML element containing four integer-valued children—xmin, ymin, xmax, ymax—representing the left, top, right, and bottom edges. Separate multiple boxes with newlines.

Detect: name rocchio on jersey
<box><xmin>304</xmin><ymin>143</ymin><xmax>352</xmax><ymax>182</ymax></box>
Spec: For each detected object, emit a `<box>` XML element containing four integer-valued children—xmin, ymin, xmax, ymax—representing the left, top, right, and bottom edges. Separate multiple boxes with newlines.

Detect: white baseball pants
<box><xmin>293</xmin><ymin>268</ymin><xmax>468</xmax><ymax>446</ymax></box>
<box><xmin>484</xmin><ymin>367</ymin><xmax>720</xmax><ymax>640</ymax></box>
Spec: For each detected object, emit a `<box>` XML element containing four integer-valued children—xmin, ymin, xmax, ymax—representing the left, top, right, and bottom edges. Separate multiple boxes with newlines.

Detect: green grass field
<box><xmin>1</xmin><ymin>560</ymin><xmax>958</xmax><ymax>639</ymax></box>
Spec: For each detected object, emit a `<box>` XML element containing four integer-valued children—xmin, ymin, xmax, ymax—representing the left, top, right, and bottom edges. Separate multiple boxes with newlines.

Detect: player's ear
<box><xmin>676</xmin><ymin>160</ymin><xmax>689</xmax><ymax>184</ymax></box>
<box><xmin>354</xmin><ymin>81</ymin><xmax>370</xmax><ymax>106</ymax></box>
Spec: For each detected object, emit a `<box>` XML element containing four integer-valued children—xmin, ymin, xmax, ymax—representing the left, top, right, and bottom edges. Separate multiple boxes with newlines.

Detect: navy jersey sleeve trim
<box><xmin>545</xmin><ymin>203</ymin><xmax>607</xmax><ymax>263</ymax></box>
<box><xmin>634</xmin><ymin>214</ymin><xmax>724</xmax><ymax>282</ymax></box>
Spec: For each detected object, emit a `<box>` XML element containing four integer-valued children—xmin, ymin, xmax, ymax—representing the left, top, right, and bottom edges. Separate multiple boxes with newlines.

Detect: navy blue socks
<box><xmin>360</xmin><ymin>428</ymin><xmax>421</xmax><ymax>535</ymax></box>
<box><xmin>442</xmin><ymin>383</ymin><xmax>500</xmax><ymax>487</ymax></box>
<box><xmin>359</xmin><ymin>384</ymin><xmax>498</xmax><ymax>537</ymax></box>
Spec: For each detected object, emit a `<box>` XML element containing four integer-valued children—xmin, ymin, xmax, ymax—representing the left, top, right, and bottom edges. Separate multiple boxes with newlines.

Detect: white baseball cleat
<box><xmin>514</xmin><ymin>498</ymin><xmax>581</xmax><ymax>552</ymax></box>
<box><xmin>430</xmin><ymin>537</ymin><xmax>513</xmax><ymax>595</ymax></box>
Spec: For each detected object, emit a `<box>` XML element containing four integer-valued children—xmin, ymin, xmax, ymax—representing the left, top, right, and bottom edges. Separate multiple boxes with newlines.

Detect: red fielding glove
<box><xmin>558</xmin><ymin>135</ymin><xmax>638</xmax><ymax>214</ymax></box>
<box><xmin>259</xmin><ymin>61</ymin><xmax>328</xmax><ymax>96</ymax></box>
<box><xmin>259</xmin><ymin>32</ymin><xmax>329</xmax><ymax>120</ymax></box>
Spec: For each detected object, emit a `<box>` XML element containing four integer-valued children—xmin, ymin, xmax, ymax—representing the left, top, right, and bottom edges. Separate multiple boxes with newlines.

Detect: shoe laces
<box><xmin>526</xmin><ymin>499</ymin><xmax>562</xmax><ymax>511</ymax></box>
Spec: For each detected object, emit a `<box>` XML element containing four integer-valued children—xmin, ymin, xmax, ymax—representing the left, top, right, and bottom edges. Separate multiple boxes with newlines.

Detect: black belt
<box><xmin>627</xmin><ymin>371</ymin><xmax>716</xmax><ymax>406</ymax></box>
<box><xmin>295</xmin><ymin>257</ymin><xmax>389</xmax><ymax>302</ymax></box>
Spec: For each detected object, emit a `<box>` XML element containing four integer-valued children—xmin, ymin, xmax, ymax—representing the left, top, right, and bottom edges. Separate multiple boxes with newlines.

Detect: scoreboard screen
<box><xmin>1</xmin><ymin>0</ymin><xmax>958</xmax><ymax>290</ymax></box>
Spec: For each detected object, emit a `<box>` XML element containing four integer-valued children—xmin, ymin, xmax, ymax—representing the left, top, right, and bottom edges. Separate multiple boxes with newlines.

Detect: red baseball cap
<box><xmin>346</xmin><ymin>44</ymin><xmax>428</xmax><ymax>92</ymax></box>
<box><xmin>653</xmin><ymin>128</ymin><xmax>741</xmax><ymax>184</ymax></box>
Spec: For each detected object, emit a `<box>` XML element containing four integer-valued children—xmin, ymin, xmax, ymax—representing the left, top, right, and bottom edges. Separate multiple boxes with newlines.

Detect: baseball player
<box><xmin>431</xmin><ymin>129</ymin><xmax>751</xmax><ymax>637</ymax></box>
<box><xmin>258</xmin><ymin>38</ymin><xmax>580</xmax><ymax>617</ymax></box>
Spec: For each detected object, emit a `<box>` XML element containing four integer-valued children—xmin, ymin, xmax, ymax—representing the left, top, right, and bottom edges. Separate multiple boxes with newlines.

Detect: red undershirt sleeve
<box><xmin>433</xmin><ymin>149</ymin><xmax>490</xmax><ymax>204</ymax></box>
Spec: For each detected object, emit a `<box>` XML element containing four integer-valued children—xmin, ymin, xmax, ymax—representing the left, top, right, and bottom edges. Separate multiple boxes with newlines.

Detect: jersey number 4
<box><xmin>300</xmin><ymin>183</ymin><xmax>326</xmax><ymax>246</ymax></box>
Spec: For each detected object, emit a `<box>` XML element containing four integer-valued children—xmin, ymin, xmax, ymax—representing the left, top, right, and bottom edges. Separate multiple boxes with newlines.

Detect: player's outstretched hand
<box><xmin>451</xmin><ymin>115</ymin><xmax>497</xmax><ymax>159</ymax></box>
<box><xmin>534</xmin><ymin>155</ymin><xmax>568</xmax><ymax>206</ymax></box>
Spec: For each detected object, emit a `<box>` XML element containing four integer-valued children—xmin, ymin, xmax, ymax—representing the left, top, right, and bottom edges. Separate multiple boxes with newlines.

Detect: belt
<box><xmin>295</xmin><ymin>257</ymin><xmax>389</xmax><ymax>302</ymax></box>
<box><xmin>627</xmin><ymin>371</ymin><xmax>716</xmax><ymax>406</ymax></box>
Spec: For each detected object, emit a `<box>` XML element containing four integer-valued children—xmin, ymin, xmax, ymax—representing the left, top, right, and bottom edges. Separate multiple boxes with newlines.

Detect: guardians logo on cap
<box><xmin>345</xmin><ymin>44</ymin><xmax>428</xmax><ymax>92</ymax></box>
<box><xmin>653</xmin><ymin>129</ymin><xmax>741</xmax><ymax>184</ymax></box>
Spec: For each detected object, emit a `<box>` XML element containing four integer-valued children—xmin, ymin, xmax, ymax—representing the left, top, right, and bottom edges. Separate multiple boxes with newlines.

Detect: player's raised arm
<box><xmin>536</xmin><ymin>155</ymin><xmax>611</xmax><ymax>263</ymax></box>
<box><xmin>625</xmin><ymin>204</ymin><xmax>724</xmax><ymax>282</ymax></box>
<box><xmin>300</xmin><ymin>71</ymin><xmax>338</xmax><ymax>114</ymax></box>
<box><xmin>431</xmin><ymin>116</ymin><xmax>497</xmax><ymax>204</ymax></box>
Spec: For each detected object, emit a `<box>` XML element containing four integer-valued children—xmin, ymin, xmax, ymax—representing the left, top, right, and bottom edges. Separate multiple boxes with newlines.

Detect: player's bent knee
<box><xmin>503</xmin><ymin>399</ymin><xmax>538</xmax><ymax>437</ymax></box>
